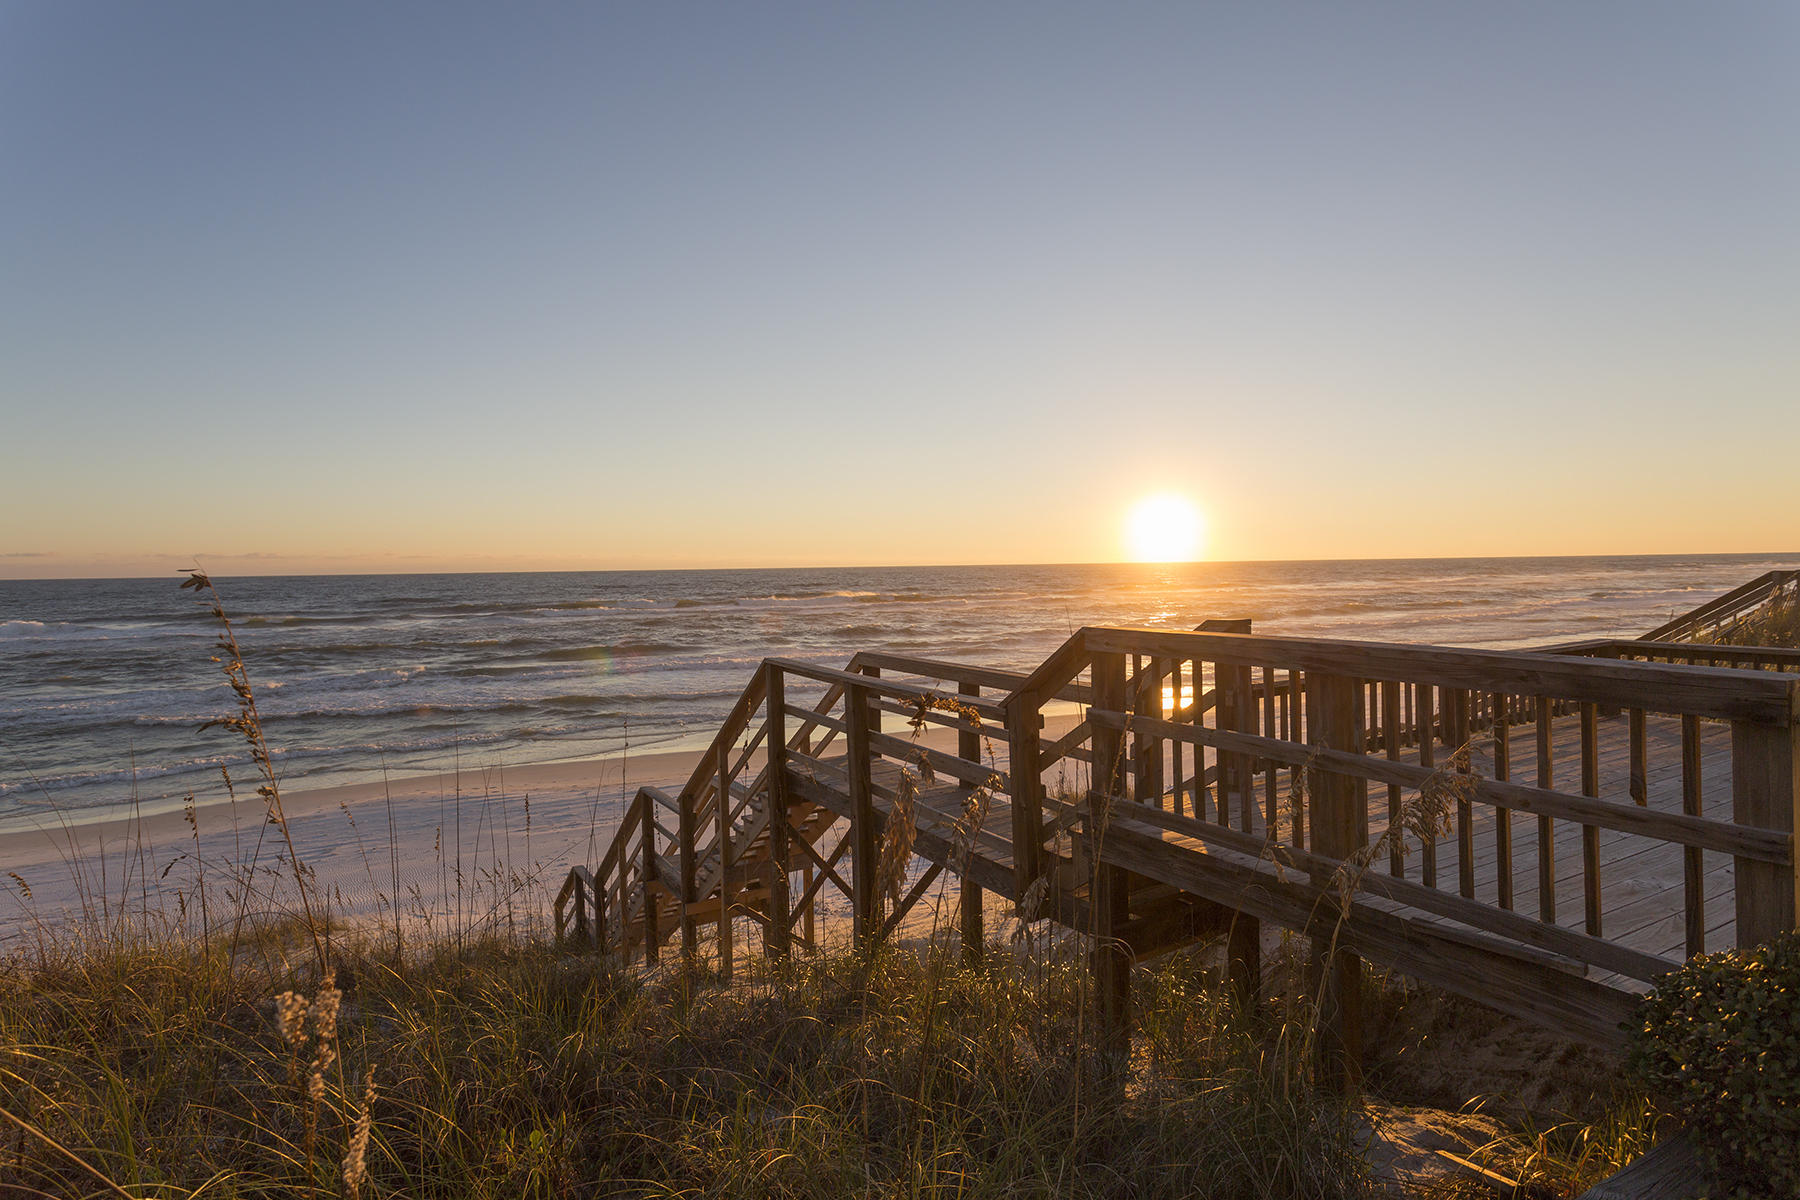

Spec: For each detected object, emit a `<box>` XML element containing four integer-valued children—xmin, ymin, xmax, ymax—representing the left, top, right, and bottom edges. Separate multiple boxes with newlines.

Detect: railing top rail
<box><xmin>1005</xmin><ymin>630</ymin><xmax>1092</xmax><ymax>704</ymax></box>
<box><xmin>675</xmin><ymin>667</ymin><xmax>769</xmax><ymax>802</ymax></box>
<box><xmin>764</xmin><ymin>657</ymin><xmax>1011</xmax><ymax>720</ymax></box>
<box><xmin>1551</xmin><ymin>638</ymin><xmax>1800</xmax><ymax>668</ymax></box>
<box><xmin>1079</xmin><ymin>627</ymin><xmax>1800</xmax><ymax>724</ymax></box>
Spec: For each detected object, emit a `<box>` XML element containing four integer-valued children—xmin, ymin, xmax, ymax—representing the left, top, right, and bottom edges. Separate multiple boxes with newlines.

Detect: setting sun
<box><xmin>1125</xmin><ymin>494</ymin><xmax>1204</xmax><ymax>563</ymax></box>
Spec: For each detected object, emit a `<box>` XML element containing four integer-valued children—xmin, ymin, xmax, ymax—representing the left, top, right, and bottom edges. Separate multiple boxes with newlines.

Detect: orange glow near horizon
<box><xmin>1126</xmin><ymin>494</ymin><xmax>1205</xmax><ymax>563</ymax></box>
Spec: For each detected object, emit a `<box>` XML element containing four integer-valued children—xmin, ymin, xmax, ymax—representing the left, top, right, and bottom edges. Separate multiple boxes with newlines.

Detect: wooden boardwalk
<box><xmin>558</xmin><ymin>622</ymin><xmax>1800</xmax><ymax>1078</ymax></box>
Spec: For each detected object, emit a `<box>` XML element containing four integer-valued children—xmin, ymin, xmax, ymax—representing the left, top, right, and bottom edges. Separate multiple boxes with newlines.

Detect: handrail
<box><xmin>1642</xmin><ymin>569</ymin><xmax>1800</xmax><ymax>643</ymax></box>
<box><xmin>1079</xmin><ymin>627</ymin><xmax>1799</xmax><ymax>723</ymax></box>
<box><xmin>558</xmin><ymin>615</ymin><xmax>1799</xmax><ymax>1062</ymax></box>
<box><xmin>1552</xmin><ymin>638</ymin><xmax>1800</xmax><ymax>673</ymax></box>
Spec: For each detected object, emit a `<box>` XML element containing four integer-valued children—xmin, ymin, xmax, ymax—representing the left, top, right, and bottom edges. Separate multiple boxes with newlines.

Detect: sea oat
<box><xmin>875</xmin><ymin>766</ymin><xmax>918</xmax><ymax>908</ymax></box>
<box><xmin>342</xmin><ymin>1065</ymin><xmax>376</xmax><ymax>1199</ymax></box>
<box><xmin>274</xmin><ymin>991</ymin><xmax>310</xmax><ymax>1046</ymax></box>
<box><xmin>312</xmin><ymin>969</ymin><xmax>341</xmax><ymax>1043</ymax></box>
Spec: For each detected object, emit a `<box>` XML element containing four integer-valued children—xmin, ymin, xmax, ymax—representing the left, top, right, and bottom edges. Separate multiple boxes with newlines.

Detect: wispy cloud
<box><xmin>0</xmin><ymin>552</ymin><xmax>52</xmax><ymax>559</ymax></box>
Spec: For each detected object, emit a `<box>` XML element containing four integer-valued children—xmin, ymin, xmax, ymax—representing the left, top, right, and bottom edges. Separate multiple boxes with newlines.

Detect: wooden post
<box><xmin>765</xmin><ymin>662</ymin><xmax>792</xmax><ymax>959</ymax></box>
<box><xmin>1007</xmin><ymin>689</ymin><xmax>1045</xmax><ymax>896</ymax></box>
<box><xmin>716</xmin><ymin>743</ymin><xmax>733</xmax><ymax>979</ymax></box>
<box><xmin>1228</xmin><ymin>911</ymin><xmax>1261</xmax><ymax>1013</ymax></box>
<box><xmin>572</xmin><ymin>872</ymin><xmax>589</xmax><ymax>945</ymax></box>
<box><xmin>639</xmin><ymin>796</ymin><xmax>659</xmax><ymax>966</ymax></box>
<box><xmin>1088</xmin><ymin>650</ymin><xmax>1131</xmax><ymax>1053</ymax></box>
<box><xmin>1218</xmin><ymin>660</ymin><xmax>1254</xmax><ymax>832</ymax></box>
<box><xmin>959</xmin><ymin>680</ymin><xmax>984</xmax><ymax>966</ymax></box>
<box><xmin>601</xmin><ymin>867</ymin><xmax>615</xmax><ymax>949</ymax></box>
<box><xmin>1536</xmin><ymin>696</ymin><xmax>1556</xmax><ymax>924</ymax></box>
<box><xmin>1731</xmin><ymin>715</ymin><xmax>1799</xmax><ymax>946</ymax></box>
<box><xmin>846</xmin><ymin>681</ymin><xmax>879</xmax><ymax>949</ymax></box>
<box><xmin>678</xmin><ymin>788</ymin><xmax>698</xmax><ymax>964</ymax></box>
<box><xmin>1307</xmin><ymin>672</ymin><xmax>1366</xmax><ymax>1094</ymax></box>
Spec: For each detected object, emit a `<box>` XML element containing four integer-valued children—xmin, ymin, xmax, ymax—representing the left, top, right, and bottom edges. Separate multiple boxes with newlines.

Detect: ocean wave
<box><xmin>538</xmin><ymin>641</ymin><xmax>687</xmax><ymax>662</ymax></box>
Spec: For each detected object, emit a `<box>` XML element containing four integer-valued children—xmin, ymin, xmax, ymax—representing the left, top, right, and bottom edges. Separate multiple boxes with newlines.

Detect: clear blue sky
<box><xmin>3</xmin><ymin>3</ymin><xmax>1795</xmax><ymax>576</ymax></box>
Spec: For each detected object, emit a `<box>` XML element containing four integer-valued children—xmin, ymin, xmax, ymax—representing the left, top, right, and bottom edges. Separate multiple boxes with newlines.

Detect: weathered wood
<box><xmin>1491</xmin><ymin>691</ymin><xmax>1513</xmax><ymax>911</ymax></box>
<box><xmin>1082</xmin><ymin>627</ymin><xmax>1798</xmax><ymax>724</ymax></box>
<box><xmin>640</xmin><ymin>794</ymin><xmax>659</xmax><ymax>965</ymax></box>
<box><xmin>769</xmin><ymin>657</ymin><xmax>1009</xmax><ymax>720</ymax></box>
<box><xmin>1682</xmin><ymin>714</ymin><xmax>1704</xmax><ymax>959</ymax></box>
<box><xmin>1581</xmin><ymin>703</ymin><xmax>1603</xmax><ymax>937</ymax></box>
<box><xmin>717</xmin><ymin>744</ymin><xmax>733</xmax><ymax>978</ymax></box>
<box><xmin>1453</xmin><ymin>688</ymin><xmax>1475</xmax><ymax>900</ymax></box>
<box><xmin>959</xmin><ymin>680</ymin><xmax>985</xmax><ymax>966</ymax></box>
<box><xmin>764</xmin><ymin>667</ymin><xmax>792</xmax><ymax>959</ymax></box>
<box><xmin>1731</xmin><ymin>715</ymin><xmax>1799</xmax><ymax>947</ymax></box>
<box><xmin>1384</xmin><ymin>682</ymin><xmax>1403</xmax><ymax>877</ymax></box>
<box><xmin>1640</xmin><ymin>568</ymin><xmax>1800</xmax><ymax>642</ymax></box>
<box><xmin>1629</xmin><ymin>708</ymin><xmax>1648</xmax><ymax>806</ymax></box>
<box><xmin>1085</xmin><ymin>708</ymin><xmax>1791</xmax><ymax>862</ymax></box>
<box><xmin>1007</xmin><ymin>688</ymin><xmax>1046</xmax><ymax>895</ymax></box>
<box><xmin>877</xmin><ymin>862</ymin><xmax>945</xmax><ymax>941</ymax></box>
<box><xmin>1228</xmin><ymin>912</ymin><xmax>1261</xmax><ymax>1011</ymax></box>
<box><xmin>1537</xmin><ymin>697</ymin><xmax>1557</xmax><ymax>924</ymax></box>
<box><xmin>1089</xmin><ymin>651</ymin><xmax>1132</xmax><ymax>1053</ymax></box>
<box><xmin>1307</xmin><ymin>671</ymin><xmax>1366</xmax><ymax>1093</ymax></box>
<box><xmin>1219</xmin><ymin>659</ymin><xmax>1255</xmax><ymax>832</ymax></box>
<box><xmin>1575</xmin><ymin>1133</ymin><xmax>1710</xmax><ymax>1200</ymax></box>
<box><xmin>678</xmin><ymin>782</ymin><xmax>698</xmax><ymax>963</ymax></box>
<box><xmin>846</xmin><ymin>681</ymin><xmax>879</xmax><ymax>948</ymax></box>
<box><xmin>1419</xmin><ymin>684</ymin><xmax>1437</xmax><ymax>887</ymax></box>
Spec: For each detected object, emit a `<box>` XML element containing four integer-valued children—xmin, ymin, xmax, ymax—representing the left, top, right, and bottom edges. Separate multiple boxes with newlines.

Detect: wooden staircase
<box><xmin>556</xmin><ymin>617</ymin><xmax>1799</xmax><ymax>1084</ymax></box>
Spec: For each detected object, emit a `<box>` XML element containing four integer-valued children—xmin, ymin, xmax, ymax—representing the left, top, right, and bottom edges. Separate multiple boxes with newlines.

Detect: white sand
<box><xmin>0</xmin><ymin>717</ymin><xmax>1027</xmax><ymax>949</ymax></box>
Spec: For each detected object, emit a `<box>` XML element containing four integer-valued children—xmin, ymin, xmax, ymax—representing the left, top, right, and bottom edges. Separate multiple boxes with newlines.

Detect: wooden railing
<box><xmin>557</xmin><ymin>623</ymin><xmax>1799</xmax><ymax>1068</ymax></box>
<box><xmin>1003</xmin><ymin>628</ymin><xmax>1799</xmax><ymax>1058</ymax></box>
<box><xmin>553</xmin><ymin>649</ymin><xmax>1033</xmax><ymax>966</ymax></box>
<box><xmin>1640</xmin><ymin>569</ymin><xmax>1800</xmax><ymax>644</ymax></box>
<box><xmin>1551</xmin><ymin>637</ymin><xmax>1800</xmax><ymax>675</ymax></box>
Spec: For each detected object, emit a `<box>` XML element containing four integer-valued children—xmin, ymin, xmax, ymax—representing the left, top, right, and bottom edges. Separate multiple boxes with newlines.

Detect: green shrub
<box><xmin>1628</xmin><ymin>930</ymin><xmax>1800</xmax><ymax>1199</ymax></box>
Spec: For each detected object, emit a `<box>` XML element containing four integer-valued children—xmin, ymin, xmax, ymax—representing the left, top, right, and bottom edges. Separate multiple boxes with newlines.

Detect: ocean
<box><xmin>2</xmin><ymin>553</ymin><xmax>1793</xmax><ymax>834</ymax></box>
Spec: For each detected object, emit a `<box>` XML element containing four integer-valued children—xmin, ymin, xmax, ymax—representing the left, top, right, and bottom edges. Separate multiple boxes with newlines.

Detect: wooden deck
<box><xmin>557</xmin><ymin>621</ymin><xmax>1799</xmax><ymax>1075</ymax></box>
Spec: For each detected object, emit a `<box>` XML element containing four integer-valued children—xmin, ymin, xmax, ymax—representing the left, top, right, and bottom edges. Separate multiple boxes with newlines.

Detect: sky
<box><xmin>2</xmin><ymin>3</ymin><xmax>1796</xmax><ymax>578</ymax></box>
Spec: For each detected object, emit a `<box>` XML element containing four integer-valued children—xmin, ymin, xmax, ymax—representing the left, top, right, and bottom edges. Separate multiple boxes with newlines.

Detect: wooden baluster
<box><xmin>640</xmin><ymin>796</ymin><xmax>659</xmax><ymax>965</ymax></box>
<box><xmin>1681</xmin><ymin>714</ymin><xmax>1704</xmax><ymax>958</ymax></box>
<box><xmin>1289</xmin><ymin>669</ymin><xmax>1306</xmax><ymax>847</ymax></box>
<box><xmin>1418</xmin><ymin>685</ymin><xmax>1437</xmax><ymax>888</ymax></box>
<box><xmin>846</xmin><ymin>679</ymin><xmax>878</xmax><ymax>949</ymax></box>
<box><xmin>1455</xmin><ymin>689</ymin><xmax>1475</xmax><ymax>901</ymax></box>
<box><xmin>1220</xmin><ymin>659</ymin><xmax>1254</xmax><ymax>832</ymax></box>
<box><xmin>1193</xmin><ymin>660</ymin><xmax>1210</xmax><ymax>822</ymax></box>
<box><xmin>765</xmin><ymin>663</ymin><xmax>791</xmax><ymax>958</ymax></box>
<box><xmin>1629</xmin><ymin>708</ymin><xmax>1648</xmax><ymax>807</ymax></box>
<box><xmin>1134</xmin><ymin>657</ymin><xmax>1164</xmax><ymax>806</ymax></box>
<box><xmin>571</xmin><ymin>872</ymin><xmax>587</xmax><ymax>945</ymax></box>
<box><xmin>1490</xmin><ymin>691</ymin><xmax>1513</xmax><ymax>911</ymax></box>
<box><xmin>1581</xmin><ymin>702</ymin><xmax>1602</xmax><ymax>936</ymax></box>
<box><xmin>1166</xmin><ymin>662</ymin><xmax>1180</xmax><ymax>813</ymax></box>
<box><xmin>717</xmin><ymin>744</ymin><xmax>733</xmax><ymax>979</ymax></box>
<box><xmin>678</xmin><ymin>783</ymin><xmax>697</xmax><ymax>963</ymax></box>
<box><xmin>1007</xmin><ymin>687</ymin><xmax>1046</xmax><ymax>896</ymax></box>
<box><xmin>1536</xmin><ymin>697</ymin><xmax>1556</xmax><ymax>923</ymax></box>
<box><xmin>1263</xmin><ymin>664</ymin><xmax>1279</xmax><ymax>837</ymax></box>
<box><xmin>959</xmin><ymin>680</ymin><xmax>984</xmax><ymax>966</ymax></box>
<box><xmin>1383</xmin><ymin>682</ymin><xmax>1403</xmax><ymax>877</ymax></box>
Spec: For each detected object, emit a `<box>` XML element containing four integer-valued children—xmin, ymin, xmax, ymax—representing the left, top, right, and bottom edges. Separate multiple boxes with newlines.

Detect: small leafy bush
<box><xmin>1629</xmin><ymin>930</ymin><xmax>1800</xmax><ymax>1198</ymax></box>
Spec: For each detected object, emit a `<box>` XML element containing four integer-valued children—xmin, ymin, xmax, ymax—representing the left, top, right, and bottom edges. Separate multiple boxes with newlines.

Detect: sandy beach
<box><xmin>1</xmin><ymin>713</ymin><xmax>1048</xmax><ymax>948</ymax></box>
